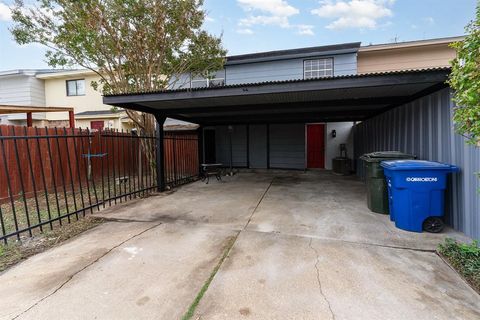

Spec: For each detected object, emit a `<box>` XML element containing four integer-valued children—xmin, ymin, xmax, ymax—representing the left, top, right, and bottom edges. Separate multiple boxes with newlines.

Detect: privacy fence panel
<box><xmin>0</xmin><ymin>126</ymin><xmax>199</xmax><ymax>243</ymax></box>
<box><xmin>164</xmin><ymin>131</ymin><xmax>199</xmax><ymax>187</ymax></box>
<box><xmin>354</xmin><ymin>88</ymin><xmax>480</xmax><ymax>240</ymax></box>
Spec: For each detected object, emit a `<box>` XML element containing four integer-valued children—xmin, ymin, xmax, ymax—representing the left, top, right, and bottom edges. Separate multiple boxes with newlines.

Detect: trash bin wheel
<box><xmin>422</xmin><ymin>217</ymin><xmax>444</xmax><ymax>233</ymax></box>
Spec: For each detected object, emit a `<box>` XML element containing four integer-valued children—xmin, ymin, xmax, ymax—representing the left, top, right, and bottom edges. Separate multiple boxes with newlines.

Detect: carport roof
<box><xmin>103</xmin><ymin>67</ymin><xmax>450</xmax><ymax>125</ymax></box>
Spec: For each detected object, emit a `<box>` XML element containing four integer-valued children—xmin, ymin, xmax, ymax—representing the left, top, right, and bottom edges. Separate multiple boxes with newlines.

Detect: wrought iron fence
<box><xmin>0</xmin><ymin>125</ymin><xmax>199</xmax><ymax>243</ymax></box>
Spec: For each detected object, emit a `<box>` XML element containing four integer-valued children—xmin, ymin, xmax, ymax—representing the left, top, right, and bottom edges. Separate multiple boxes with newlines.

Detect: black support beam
<box><xmin>154</xmin><ymin>115</ymin><xmax>166</xmax><ymax>192</ymax></box>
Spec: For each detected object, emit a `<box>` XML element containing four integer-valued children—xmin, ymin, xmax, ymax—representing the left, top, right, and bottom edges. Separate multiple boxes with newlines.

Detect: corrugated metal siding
<box><xmin>225</xmin><ymin>53</ymin><xmax>357</xmax><ymax>85</ymax></box>
<box><xmin>354</xmin><ymin>88</ymin><xmax>480</xmax><ymax>240</ymax></box>
<box><xmin>269</xmin><ymin>123</ymin><xmax>306</xmax><ymax>169</ymax></box>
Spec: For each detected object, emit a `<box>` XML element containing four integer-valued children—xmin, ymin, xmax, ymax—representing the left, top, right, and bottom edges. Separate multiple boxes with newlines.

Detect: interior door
<box><xmin>307</xmin><ymin>124</ymin><xmax>325</xmax><ymax>168</ymax></box>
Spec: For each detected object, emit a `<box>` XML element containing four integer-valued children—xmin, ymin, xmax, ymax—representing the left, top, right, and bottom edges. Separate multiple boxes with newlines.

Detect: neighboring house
<box><xmin>0</xmin><ymin>69</ymin><xmax>54</xmax><ymax>126</ymax></box>
<box><xmin>0</xmin><ymin>69</ymin><xmax>193</xmax><ymax>131</ymax></box>
<box><xmin>358</xmin><ymin>37</ymin><xmax>463</xmax><ymax>73</ymax></box>
<box><xmin>105</xmin><ymin>36</ymin><xmax>480</xmax><ymax>240</ymax></box>
<box><xmin>36</xmin><ymin>70</ymin><xmax>132</xmax><ymax>131</ymax></box>
<box><xmin>358</xmin><ymin>36</ymin><xmax>462</xmax><ymax>73</ymax></box>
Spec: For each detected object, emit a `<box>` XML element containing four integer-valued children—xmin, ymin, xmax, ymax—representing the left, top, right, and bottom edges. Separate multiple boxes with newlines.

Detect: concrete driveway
<box><xmin>0</xmin><ymin>171</ymin><xmax>478</xmax><ymax>320</ymax></box>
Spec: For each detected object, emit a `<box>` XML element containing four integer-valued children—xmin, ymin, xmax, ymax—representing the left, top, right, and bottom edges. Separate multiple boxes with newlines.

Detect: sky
<box><xmin>0</xmin><ymin>0</ymin><xmax>477</xmax><ymax>70</ymax></box>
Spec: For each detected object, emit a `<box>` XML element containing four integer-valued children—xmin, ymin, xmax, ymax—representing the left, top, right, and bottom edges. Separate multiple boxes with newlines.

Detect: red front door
<box><xmin>90</xmin><ymin>121</ymin><xmax>105</xmax><ymax>131</ymax></box>
<box><xmin>307</xmin><ymin>124</ymin><xmax>325</xmax><ymax>168</ymax></box>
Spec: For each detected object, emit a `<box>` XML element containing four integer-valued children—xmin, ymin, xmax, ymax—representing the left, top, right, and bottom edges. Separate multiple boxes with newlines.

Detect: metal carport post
<box><xmin>154</xmin><ymin>115</ymin><xmax>166</xmax><ymax>192</ymax></box>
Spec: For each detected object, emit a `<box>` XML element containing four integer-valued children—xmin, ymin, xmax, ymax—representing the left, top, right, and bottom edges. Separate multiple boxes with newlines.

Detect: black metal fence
<box><xmin>0</xmin><ymin>125</ymin><xmax>199</xmax><ymax>244</ymax></box>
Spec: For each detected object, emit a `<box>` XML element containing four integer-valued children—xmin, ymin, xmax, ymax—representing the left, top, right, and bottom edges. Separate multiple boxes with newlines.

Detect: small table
<box><xmin>200</xmin><ymin>163</ymin><xmax>223</xmax><ymax>184</ymax></box>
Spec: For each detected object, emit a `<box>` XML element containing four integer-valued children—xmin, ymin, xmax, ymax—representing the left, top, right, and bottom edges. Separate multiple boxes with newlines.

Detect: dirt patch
<box><xmin>0</xmin><ymin>216</ymin><xmax>105</xmax><ymax>273</ymax></box>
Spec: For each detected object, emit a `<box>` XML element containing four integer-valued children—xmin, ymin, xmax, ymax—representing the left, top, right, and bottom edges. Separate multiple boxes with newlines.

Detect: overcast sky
<box><xmin>0</xmin><ymin>0</ymin><xmax>477</xmax><ymax>70</ymax></box>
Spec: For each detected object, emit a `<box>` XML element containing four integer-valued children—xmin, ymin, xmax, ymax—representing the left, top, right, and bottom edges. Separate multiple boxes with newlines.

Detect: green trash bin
<box><xmin>360</xmin><ymin>151</ymin><xmax>416</xmax><ymax>214</ymax></box>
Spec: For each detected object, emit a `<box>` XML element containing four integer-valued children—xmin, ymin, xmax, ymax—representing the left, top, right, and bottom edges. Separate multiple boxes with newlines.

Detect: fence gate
<box><xmin>0</xmin><ymin>125</ymin><xmax>199</xmax><ymax>243</ymax></box>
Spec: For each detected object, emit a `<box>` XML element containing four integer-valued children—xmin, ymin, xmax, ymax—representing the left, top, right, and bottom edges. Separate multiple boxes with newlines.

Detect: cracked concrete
<box><xmin>11</xmin><ymin>221</ymin><xmax>164</xmax><ymax>320</ymax></box>
<box><xmin>0</xmin><ymin>170</ymin><xmax>478</xmax><ymax>320</ymax></box>
<box><xmin>308</xmin><ymin>238</ymin><xmax>335</xmax><ymax>320</ymax></box>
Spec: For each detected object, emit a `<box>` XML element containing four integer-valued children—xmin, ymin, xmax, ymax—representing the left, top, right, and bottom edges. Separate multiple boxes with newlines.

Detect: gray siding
<box><xmin>215</xmin><ymin>125</ymin><xmax>248</xmax><ymax>167</ymax></box>
<box><xmin>354</xmin><ymin>88</ymin><xmax>480</xmax><ymax>240</ymax></box>
<box><xmin>269</xmin><ymin>124</ymin><xmax>306</xmax><ymax>169</ymax></box>
<box><xmin>249</xmin><ymin>125</ymin><xmax>268</xmax><ymax>168</ymax></box>
<box><xmin>169</xmin><ymin>73</ymin><xmax>191</xmax><ymax>90</ymax></box>
<box><xmin>226</xmin><ymin>53</ymin><xmax>357</xmax><ymax>85</ymax></box>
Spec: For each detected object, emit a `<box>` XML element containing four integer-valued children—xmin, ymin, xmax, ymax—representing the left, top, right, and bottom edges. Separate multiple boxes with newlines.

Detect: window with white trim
<box><xmin>304</xmin><ymin>58</ymin><xmax>333</xmax><ymax>79</ymax></box>
<box><xmin>66</xmin><ymin>79</ymin><xmax>86</xmax><ymax>96</ymax></box>
<box><xmin>191</xmin><ymin>70</ymin><xmax>225</xmax><ymax>88</ymax></box>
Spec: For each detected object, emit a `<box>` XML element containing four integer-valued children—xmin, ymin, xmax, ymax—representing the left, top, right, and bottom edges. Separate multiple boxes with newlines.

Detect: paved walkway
<box><xmin>0</xmin><ymin>171</ymin><xmax>478</xmax><ymax>319</ymax></box>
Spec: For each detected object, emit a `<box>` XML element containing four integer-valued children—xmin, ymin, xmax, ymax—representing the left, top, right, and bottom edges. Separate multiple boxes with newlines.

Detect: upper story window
<box><xmin>191</xmin><ymin>70</ymin><xmax>225</xmax><ymax>88</ymax></box>
<box><xmin>304</xmin><ymin>58</ymin><xmax>333</xmax><ymax>79</ymax></box>
<box><xmin>66</xmin><ymin>79</ymin><xmax>86</xmax><ymax>96</ymax></box>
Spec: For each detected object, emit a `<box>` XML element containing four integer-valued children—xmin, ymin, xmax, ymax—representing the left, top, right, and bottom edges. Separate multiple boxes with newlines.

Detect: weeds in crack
<box><xmin>181</xmin><ymin>233</ymin><xmax>239</xmax><ymax>320</ymax></box>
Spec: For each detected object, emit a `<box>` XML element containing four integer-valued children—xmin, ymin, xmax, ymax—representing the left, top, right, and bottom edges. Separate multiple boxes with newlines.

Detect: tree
<box><xmin>10</xmin><ymin>0</ymin><xmax>226</xmax><ymax>135</ymax></box>
<box><xmin>448</xmin><ymin>1</ymin><xmax>480</xmax><ymax>146</ymax></box>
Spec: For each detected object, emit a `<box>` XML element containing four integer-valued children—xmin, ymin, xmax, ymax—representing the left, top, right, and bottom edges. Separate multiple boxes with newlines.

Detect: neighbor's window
<box><xmin>66</xmin><ymin>79</ymin><xmax>86</xmax><ymax>96</ymax></box>
<box><xmin>191</xmin><ymin>70</ymin><xmax>225</xmax><ymax>88</ymax></box>
<box><xmin>304</xmin><ymin>58</ymin><xmax>333</xmax><ymax>79</ymax></box>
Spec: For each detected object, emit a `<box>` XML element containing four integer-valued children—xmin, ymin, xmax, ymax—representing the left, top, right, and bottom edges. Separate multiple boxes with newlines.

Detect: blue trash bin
<box><xmin>381</xmin><ymin>160</ymin><xmax>459</xmax><ymax>233</ymax></box>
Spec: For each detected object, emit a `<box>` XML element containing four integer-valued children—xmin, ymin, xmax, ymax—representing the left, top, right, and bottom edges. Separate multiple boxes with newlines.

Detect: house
<box><xmin>358</xmin><ymin>36</ymin><xmax>462</xmax><ymax>73</ymax></box>
<box><xmin>0</xmin><ymin>69</ymin><xmax>54</xmax><ymax>126</ymax></box>
<box><xmin>104</xmin><ymin>36</ymin><xmax>480</xmax><ymax>240</ymax></box>
<box><xmin>0</xmin><ymin>68</ymin><xmax>197</xmax><ymax>131</ymax></box>
<box><xmin>36</xmin><ymin>69</ymin><xmax>132</xmax><ymax>131</ymax></box>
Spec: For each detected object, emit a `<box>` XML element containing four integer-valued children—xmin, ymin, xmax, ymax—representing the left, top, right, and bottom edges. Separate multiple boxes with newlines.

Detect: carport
<box><xmin>103</xmin><ymin>67</ymin><xmax>449</xmax><ymax>190</ymax></box>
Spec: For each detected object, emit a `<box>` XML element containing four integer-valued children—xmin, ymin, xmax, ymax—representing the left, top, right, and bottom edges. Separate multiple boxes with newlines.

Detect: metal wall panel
<box><xmin>248</xmin><ymin>125</ymin><xmax>268</xmax><ymax>168</ymax></box>
<box><xmin>269</xmin><ymin>123</ymin><xmax>306</xmax><ymax>169</ymax></box>
<box><xmin>354</xmin><ymin>88</ymin><xmax>480</xmax><ymax>240</ymax></box>
<box><xmin>215</xmin><ymin>125</ymin><xmax>248</xmax><ymax>167</ymax></box>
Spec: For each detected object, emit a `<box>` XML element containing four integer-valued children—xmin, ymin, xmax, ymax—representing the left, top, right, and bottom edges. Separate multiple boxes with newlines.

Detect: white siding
<box><xmin>325</xmin><ymin>122</ymin><xmax>354</xmax><ymax>170</ymax></box>
<box><xmin>0</xmin><ymin>74</ymin><xmax>47</xmax><ymax>121</ymax></box>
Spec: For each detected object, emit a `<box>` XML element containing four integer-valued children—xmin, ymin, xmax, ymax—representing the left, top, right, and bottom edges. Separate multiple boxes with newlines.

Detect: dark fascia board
<box><xmin>103</xmin><ymin>69</ymin><xmax>449</xmax><ymax>107</ymax></box>
<box><xmin>225</xmin><ymin>42</ymin><xmax>361</xmax><ymax>65</ymax></box>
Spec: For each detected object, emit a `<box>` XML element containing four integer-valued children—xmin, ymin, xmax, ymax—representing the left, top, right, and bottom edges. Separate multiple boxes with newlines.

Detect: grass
<box><xmin>181</xmin><ymin>234</ymin><xmax>239</xmax><ymax>320</ymax></box>
<box><xmin>438</xmin><ymin>238</ymin><xmax>480</xmax><ymax>294</ymax></box>
<box><xmin>0</xmin><ymin>216</ymin><xmax>105</xmax><ymax>273</ymax></box>
<box><xmin>0</xmin><ymin>175</ymin><xmax>156</xmax><ymax>239</ymax></box>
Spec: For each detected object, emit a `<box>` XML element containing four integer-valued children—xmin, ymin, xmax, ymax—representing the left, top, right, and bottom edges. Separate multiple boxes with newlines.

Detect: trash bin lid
<box><xmin>380</xmin><ymin>160</ymin><xmax>459</xmax><ymax>171</ymax></box>
<box><xmin>360</xmin><ymin>151</ymin><xmax>416</xmax><ymax>162</ymax></box>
